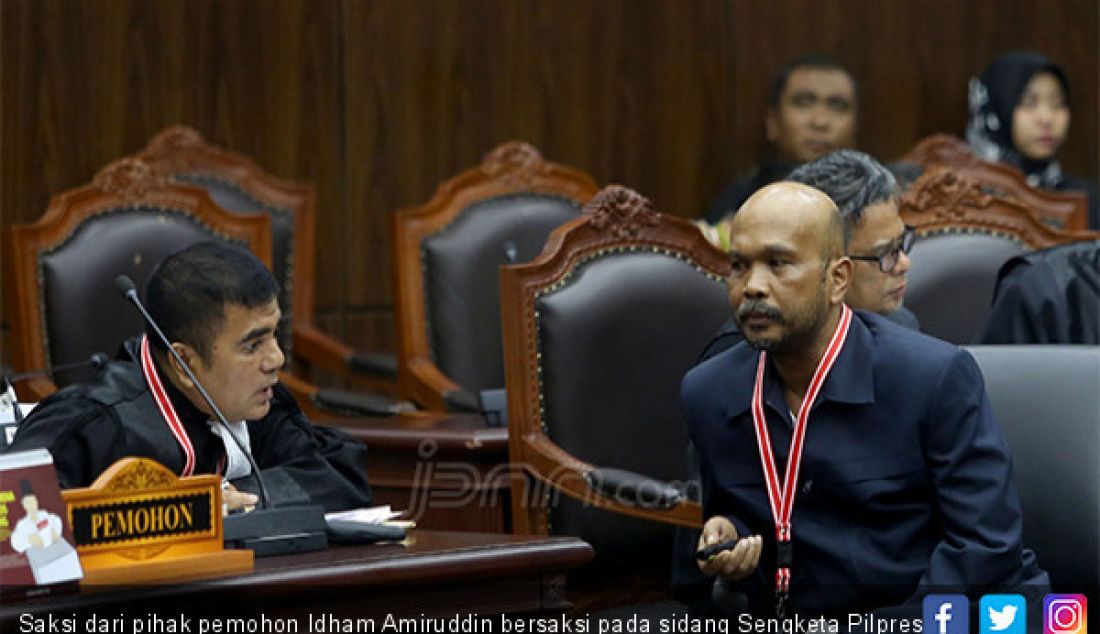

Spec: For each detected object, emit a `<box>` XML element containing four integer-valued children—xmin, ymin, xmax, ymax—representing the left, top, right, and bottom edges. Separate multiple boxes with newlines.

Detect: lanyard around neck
<box><xmin>750</xmin><ymin>304</ymin><xmax>852</xmax><ymax>603</ymax></box>
<box><xmin>139</xmin><ymin>335</ymin><xmax>196</xmax><ymax>477</ymax></box>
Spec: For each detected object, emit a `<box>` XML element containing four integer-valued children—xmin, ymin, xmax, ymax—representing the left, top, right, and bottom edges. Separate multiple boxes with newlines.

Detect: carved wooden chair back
<box><xmin>4</xmin><ymin>158</ymin><xmax>271</xmax><ymax>398</ymax></box>
<box><xmin>899</xmin><ymin>167</ymin><xmax>1097</xmax><ymax>343</ymax></box>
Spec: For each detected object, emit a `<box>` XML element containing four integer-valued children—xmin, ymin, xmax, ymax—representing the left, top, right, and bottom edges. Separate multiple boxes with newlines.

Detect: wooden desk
<box><xmin>2</xmin><ymin>530</ymin><xmax>593</xmax><ymax>623</ymax></box>
<box><xmin>328</xmin><ymin>412</ymin><xmax>512</xmax><ymax>533</ymax></box>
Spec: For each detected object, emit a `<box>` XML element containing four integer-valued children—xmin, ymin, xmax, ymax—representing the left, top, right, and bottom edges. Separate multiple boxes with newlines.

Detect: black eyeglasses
<box><xmin>849</xmin><ymin>226</ymin><xmax>915</xmax><ymax>273</ymax></box>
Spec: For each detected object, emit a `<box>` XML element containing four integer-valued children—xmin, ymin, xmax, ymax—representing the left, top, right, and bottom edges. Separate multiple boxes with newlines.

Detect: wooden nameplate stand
<box><xmin>61</xmin><ymin>458</ymin><xmax>253</xmax><ymax>585</ymax></box>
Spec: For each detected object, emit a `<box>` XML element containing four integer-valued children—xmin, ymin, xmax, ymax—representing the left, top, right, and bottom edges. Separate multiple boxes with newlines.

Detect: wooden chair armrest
<box><xmin>517</xmin><ymin>433</ymin><xmax>702</xmax><ymax>529</ymax></box>
<box><xmin>17</xmin><ymin>376</ymin><xmax>58</xmax><ymax>402</ymax></box>
<box><xmin>292</xmin><ymin>326</ymin><xmax>398</xmax><ymax>388</ymax></box>
<box><xmin>402</xmin><ymin>359</ymin><xmax>471</xmax><ymax>412</ymax></box>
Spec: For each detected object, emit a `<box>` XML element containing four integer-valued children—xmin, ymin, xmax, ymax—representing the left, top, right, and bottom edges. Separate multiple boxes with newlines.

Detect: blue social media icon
<box><xmin>982</xmin><ymin>594</ymin><xmax>1027</xmax><ymax>634</ymax></box>
<box><xmin>925</xmin><ymin>594</ymin><xmax>970</xmax><ymax>634</ymax></box>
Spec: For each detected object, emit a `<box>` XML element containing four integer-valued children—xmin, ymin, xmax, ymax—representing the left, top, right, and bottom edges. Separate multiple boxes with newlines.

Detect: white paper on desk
<box><xmin>325</xmin><ymin>505</ymin><xmax>404</xmax><ymax>524</ymax></box>
<box><xmin>0</xmin><ymin>402</ymin><xmax>37</xmax><ymax>423</ymax></box>
<box><xmin>1</xmin><ymin>403</ymin><xmax>37</xmax><ymax>447</ymax></box>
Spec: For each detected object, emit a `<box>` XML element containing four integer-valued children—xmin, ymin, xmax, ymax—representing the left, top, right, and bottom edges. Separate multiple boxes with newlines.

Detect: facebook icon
<box><xmin>924</xmin><ymin>594</ymin><xmax>970</xmax><ymax>634</ymax></box>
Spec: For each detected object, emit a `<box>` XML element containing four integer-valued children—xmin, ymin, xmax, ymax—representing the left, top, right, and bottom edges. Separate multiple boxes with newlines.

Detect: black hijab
<box><xmin>966</xmin><ymin>51</ymin><xmax>1071</xmax><ymax>189</ymax></box>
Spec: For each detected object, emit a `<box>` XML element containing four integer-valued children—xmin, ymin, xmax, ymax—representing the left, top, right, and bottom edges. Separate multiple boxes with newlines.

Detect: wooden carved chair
<box><xmin>4</xmin><ymin>158</ymin><xmax>272</xmax><ymax>400</ymax></box>
<box><xmin>500</xmin><ymin>185</ymin><xmax>730</xmax><ymax>585</ymax></box>
<box><xmin>900</xmin><ymin>134</ymin><xmax>1088</xmax><ymax>230</ymax></box>
<box><xmin>139</xmin><ymin>126</ymin><xmax>405</xmax><ymax>416</ymax></box>
<box><xmin>899</xmin><ymin>167</ymin><xmax>1098</xmax><ymax>344</ymax></box>
<box><xmin>391</xmin><ymin>141</ymin><xmax>599</xmax><ymax>412</ymax></box>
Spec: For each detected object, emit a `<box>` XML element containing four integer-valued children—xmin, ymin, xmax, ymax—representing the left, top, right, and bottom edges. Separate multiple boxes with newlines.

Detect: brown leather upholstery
<box><xmin>501</xmin><ymin>185</ymin><xmax>731</xmax><ymax>576</ymax></box>
<box><xmin>900</xmin><ymin>134</ymin><xmax>1089</xmax><ymax>230</ymax></box>
<box><xmin>393</xmin><ymin>141</ymin><xmax>599</xmax><ymax>411</ymax></box>
<box><xmin>4</xmin><ymin>158</ymin><xmax>271</xmax><ymax>399</ymax></box>
<box><xmin>899</xmin><ymin>168</ymin><xmax>1097</xmax><ymax>344</ymax></box>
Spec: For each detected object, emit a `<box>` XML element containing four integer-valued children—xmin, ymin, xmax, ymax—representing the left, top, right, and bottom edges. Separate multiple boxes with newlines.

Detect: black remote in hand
<box><xmin>695</xmin><ymin>537</ymin><xmax>741</xmax><ymax>560</ymax></box>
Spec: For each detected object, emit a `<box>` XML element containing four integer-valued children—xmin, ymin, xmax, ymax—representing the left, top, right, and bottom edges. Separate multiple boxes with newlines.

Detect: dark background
<box><xmin>2</xmin><ymin>0</ymin><xmax>1096</xmax><ymax>363</ymax></box>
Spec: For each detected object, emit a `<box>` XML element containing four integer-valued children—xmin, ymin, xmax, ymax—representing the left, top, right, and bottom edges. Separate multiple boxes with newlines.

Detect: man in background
<box><xmin>703</xmin><ymin>53</ymin><xmax>858</xmax><ymax>225</ymax></box>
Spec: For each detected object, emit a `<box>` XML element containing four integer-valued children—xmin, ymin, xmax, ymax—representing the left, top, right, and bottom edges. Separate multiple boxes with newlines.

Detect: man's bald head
<box><xmin>735</xmin><ymin>182</ymin><xmax>846</xmax><ymax>262</ymax></box>
<box><xmin>725</xmin><ymin>181</ymin><xmax>853</xmax><ymax>355</ymax></box>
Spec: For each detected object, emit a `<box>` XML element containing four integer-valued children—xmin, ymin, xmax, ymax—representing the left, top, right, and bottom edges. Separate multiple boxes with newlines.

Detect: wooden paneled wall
<box><xmin>2</xmin><ymin>0</ymin><xmax>1097</xmax><ymax>362</ymax></box>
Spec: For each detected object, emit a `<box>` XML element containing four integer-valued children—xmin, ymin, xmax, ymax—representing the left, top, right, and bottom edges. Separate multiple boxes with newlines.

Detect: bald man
<box><xmin>681</xmin><ymin>183</ymin><xmax>1046</xmax><ymax>617</ymax></box>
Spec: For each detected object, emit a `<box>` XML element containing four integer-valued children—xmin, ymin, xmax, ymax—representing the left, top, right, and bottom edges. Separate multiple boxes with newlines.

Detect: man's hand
<box><xmin>222</xmin><ymin>483</ymin><xmax>259</xmax><ymax>513</ymax></box>
<box><xmin>697</xmin><ymin>516</ymin><xmax>762</xmax><ymax>581</ymax></box>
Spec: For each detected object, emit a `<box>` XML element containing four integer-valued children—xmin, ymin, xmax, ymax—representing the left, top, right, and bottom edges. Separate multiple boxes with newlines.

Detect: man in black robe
<box><xmin>7</xmin><ymin>242</ymin><xmax>372</xmax><ymax>512</ymax></box>
<box><xmin>980</xmin><ymin>239</ymin><xmax>1100</xmax><ymax>345</ymax></box>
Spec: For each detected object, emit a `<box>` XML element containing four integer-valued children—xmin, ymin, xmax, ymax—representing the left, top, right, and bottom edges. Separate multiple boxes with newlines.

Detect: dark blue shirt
<box><xmin>681</xmin><ymin>310</ymin><xmax>1045</xmax><ymax>615</ymax></box>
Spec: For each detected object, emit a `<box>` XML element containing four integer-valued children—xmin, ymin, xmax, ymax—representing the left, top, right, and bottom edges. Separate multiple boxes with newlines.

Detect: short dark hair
<box><xmin>787</xmin><ymin>149</ymin><xmax>898</xmax><ymax>248</ymax></box>
<box><xmin>144</xmin><ymin>241</ymin><xmax>278</xmax><ymax>362</ymax></box>
<box><xmin>770</xmin><ymin>53</ymin><xmax>858</xmax><ymax>108</ymax></box>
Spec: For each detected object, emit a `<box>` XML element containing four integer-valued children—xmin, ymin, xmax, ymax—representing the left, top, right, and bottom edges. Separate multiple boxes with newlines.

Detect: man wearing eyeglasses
<box><xmin>693</xmin><ymin>150</ymin><xmax>918</xmax><ymax>363</ymax></box>
<box><xmin>676</xmin><ymin>151</ymin><xmax>923</xmax><ymax>610</ymax></box>
<box><xmin>680</xmin><ymin>181</ymin><xmax>1048</xmax><ymax>619</ymax></box>
<box><xmin>801</xmin><ymin>151</ymin><xmax>915</xmax><ymax>319</ymax></box>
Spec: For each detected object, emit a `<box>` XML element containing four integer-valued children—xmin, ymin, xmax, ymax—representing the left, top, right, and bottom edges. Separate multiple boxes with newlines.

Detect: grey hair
<box><xmin>786</xmin><ymin>149</ymin><xmax>898</xmax><ymax>246</ymax></box>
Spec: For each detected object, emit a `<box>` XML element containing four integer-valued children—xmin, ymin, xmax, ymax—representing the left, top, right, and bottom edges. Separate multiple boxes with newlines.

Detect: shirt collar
<box><xmin>720</xmin><ymin>309</ymin><xmax>876</xmax><ymax>420</ymax></box>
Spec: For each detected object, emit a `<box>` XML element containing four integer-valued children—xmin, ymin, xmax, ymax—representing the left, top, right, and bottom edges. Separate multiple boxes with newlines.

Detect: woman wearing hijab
<box><xmin>967</xmin><ymin>51</ymin><xmax>1099</xmax><ymax>229</ymax></box>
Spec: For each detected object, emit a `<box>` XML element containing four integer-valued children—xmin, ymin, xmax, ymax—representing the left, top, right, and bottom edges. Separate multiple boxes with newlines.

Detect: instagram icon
<box><xmin>1045</xmin><ymin>594</ymin><xmax>1088</xmax><ymax>634</ymax></box>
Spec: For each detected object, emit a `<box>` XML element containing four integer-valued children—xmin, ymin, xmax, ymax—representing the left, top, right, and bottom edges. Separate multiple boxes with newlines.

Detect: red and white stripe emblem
<box><xmin>140</xmin><ymin>335</ymin><xmax>196</xmax><ymax>476</ymax></box>
<box><xmin>750</xmin><ymin>304</ymin><xmax>852</xmax><ymax>594</ymax></box>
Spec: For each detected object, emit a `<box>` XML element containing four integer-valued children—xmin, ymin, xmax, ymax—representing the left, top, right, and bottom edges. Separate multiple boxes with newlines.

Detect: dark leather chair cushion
<box><xmin>174</xmin><ymin>174</ymin><xmax>296</xmax><ymax>350</ymax></box>
<box><xmin>965</xmin><ymin>345</ymin><xmax>1100</xmax><ymax>591</ymax></box>
<box><xmin>905</xmin><ymin>232</ymin><xmax>1026</xmax><ymax>344</ymax></box>
<box><xmin>40</xmin><ymin>208</ymin><xmax>243</xmax><ymax>386</ymax></box>
<box><xmin>422</xmin><ymin>194</ymin><xmax>580</xmax><ymax>392</ymax></box>
<box><xmin>537</xmin><ymin>251</ymin><xmax>730</xmax><ymax>563</ymax></box>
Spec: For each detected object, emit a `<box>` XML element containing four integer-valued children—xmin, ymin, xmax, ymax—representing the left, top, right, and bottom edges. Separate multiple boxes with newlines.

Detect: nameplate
<box><xmin>62</xmin><ymin>458</ymin><xmax>252</xmax><ymax>584</ymax></box>
<box><xmin>64</xmin><ymin>459</ymin><xmax>217</xmax><ymax>554</ymax></box>
<box><xmin>70</xmin><ymin>491</ymin><xmax>213</xmax><ymax>548</ymax></box>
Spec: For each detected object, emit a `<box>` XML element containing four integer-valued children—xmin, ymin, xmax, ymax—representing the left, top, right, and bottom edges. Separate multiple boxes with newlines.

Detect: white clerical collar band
<box><xmin>140</xmin><ymin>335</ymin><xmax>197</xmax><ymax>477</ymax></box>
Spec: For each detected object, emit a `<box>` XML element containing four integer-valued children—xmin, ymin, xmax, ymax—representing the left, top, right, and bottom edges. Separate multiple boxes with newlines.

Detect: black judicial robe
<box><xmin>980</xmin><ymin>240</ymin><xmax>1100</xmax><ymax>345</ymax></box>
<box><xmin>7</xmin><ymin>340</ymin><xmax>372</xmax><ymax>512</ymax></box>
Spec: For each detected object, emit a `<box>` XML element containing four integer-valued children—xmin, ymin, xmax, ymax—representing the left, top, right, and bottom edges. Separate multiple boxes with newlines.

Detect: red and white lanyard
<box><xmin>750</xmin><ymin>304</ymin><xmax>852</xmax><ymax>609</ymax></box>
<box><xmin>139</xmin><ymin>335</ymin><xmax>196</xmax><ymax>476</ymax></box>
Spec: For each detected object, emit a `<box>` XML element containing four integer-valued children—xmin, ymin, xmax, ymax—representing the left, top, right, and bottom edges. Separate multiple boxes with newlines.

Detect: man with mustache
<box><xmin>698</xmin><ymin>150</ymin><xmax>918</xmax><ymax>362</ymax></box>
<box><xmin>680</xmin><ymin>182</ymin><xmax>1046</xmax><ymax>616</ymax></box>
<box><xmin>8</xmin><ymin>242</ymin><xmax>372</xmax><ymax>513</ymax></box>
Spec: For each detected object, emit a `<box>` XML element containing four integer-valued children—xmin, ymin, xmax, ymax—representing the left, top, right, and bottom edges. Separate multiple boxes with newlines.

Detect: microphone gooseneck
<box><xmin>7</xmin><ymin>353</ymin><xmax>108</xmax><ymax>382</ymax></box>
<box><xmin>115</xmin><ymin>275</ymin><xmax>272</xmax><ymax>510</ymax></box>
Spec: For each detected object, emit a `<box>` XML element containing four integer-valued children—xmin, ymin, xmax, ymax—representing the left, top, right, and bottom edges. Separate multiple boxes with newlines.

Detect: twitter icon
<box><xmin>982</xmin><ymin>594</ymin><xmax>1027</xmax><ymax>634</ymax></box>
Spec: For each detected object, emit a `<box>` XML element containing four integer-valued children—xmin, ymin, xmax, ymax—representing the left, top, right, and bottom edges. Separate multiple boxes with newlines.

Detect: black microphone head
<box><xmin>89</xmin><ymin>353</ymin><xmax>109</xmax><ymax>371</ymax></box>
<box><xmin>114</xmin><ymin>275</ymin><xmax>137</xmax><ymax>298</ymax></box>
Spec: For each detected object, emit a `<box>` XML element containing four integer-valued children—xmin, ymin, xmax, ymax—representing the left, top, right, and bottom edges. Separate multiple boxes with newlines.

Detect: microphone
<box><xmin>115</xmin><ymin>275</ymin><xmax>327</xmax><ymax>556</ymax></box>
<box><xmin>114</xmin><ymin>275</ymin><xmax>272</xmax><ymax>509</ymax></box>
<box><xmin>5</xmin><ymin>353</ymin><xmax>110</xmax><ymax>424</ymax></box>
<box><xmin>7</xmin><ymin>353</ymin><xmax>109</xmax><ymax>383</ymax></box>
